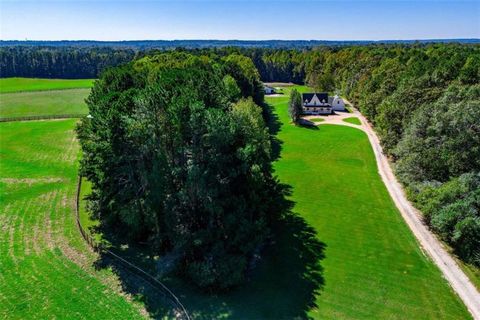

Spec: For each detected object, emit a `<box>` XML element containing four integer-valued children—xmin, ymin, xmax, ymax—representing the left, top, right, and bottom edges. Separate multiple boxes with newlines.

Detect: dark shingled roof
<box><xmin>302</xmin><ymin>93</ymin><xmax>329</xmax><ymax>105</ymax></box>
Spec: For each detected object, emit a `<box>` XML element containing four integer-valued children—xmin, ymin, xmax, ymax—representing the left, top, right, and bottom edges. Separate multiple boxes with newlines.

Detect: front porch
<box><xmin>303</xmin><ymin>106</ymin><xmax>332</xmax><ymax>115</ymax></box>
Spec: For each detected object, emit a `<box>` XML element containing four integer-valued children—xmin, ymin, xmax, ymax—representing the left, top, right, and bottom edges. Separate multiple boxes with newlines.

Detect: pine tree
<box><xmin>288</xmin><ymin>89</ymin><xmax>302</xmax><ymax>124</ymax></box>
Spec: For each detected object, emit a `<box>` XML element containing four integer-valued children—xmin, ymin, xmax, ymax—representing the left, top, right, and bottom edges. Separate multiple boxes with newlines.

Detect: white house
<box><xmin>302</xmin><ymin>93</ymin><xmax>346</xmax><ymax>115</ymax></box>
<box><xmin>302</xmin><ymin>93</ymin><xmax>332</xmax><ymax>115</ymax></box>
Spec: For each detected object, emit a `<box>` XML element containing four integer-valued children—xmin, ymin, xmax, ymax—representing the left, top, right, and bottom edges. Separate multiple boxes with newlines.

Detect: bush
<box><xmin>414</xmin><ymin>172</ymin><xmax>480</xmax><ymax>266</ymax></box>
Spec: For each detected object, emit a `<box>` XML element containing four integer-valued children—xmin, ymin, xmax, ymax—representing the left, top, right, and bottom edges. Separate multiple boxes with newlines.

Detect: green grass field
<box><xmin>266</xmin><ymin>93</ymin><xmax>470</xmax><ymax>319</ymax></box>
<box><xmin>0</xmin><ymin>89</ymin><xmax>90</xmax><ymax>118</ymax></box>
<box><xmin>342</xmin><ymin>116</ymin><xmax>362</xmax><ymax>125</ymax></box>
<box><xmin>0</xmin><ymin>78</ymin><xmax>94</xmax><ymax>93</ymax></box>
<box><xmin>0</xmin><ymin>120</ymin><xmax>145</xmax><ymax>319</ymax></box>
<box><xmin>310</xmin><ymin>117</ymin><xmax>325</xmax><ymax>123</ymax></box>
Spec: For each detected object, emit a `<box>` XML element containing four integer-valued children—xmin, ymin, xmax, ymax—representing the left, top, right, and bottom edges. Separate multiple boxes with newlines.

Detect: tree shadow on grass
<box><xmin>298</xmin><ymin>119</ymin><xmax>320</xmax><ymax>130</ymax></box>
<box><xmin>92</xmin><ymin>187</ymin><xmax>326</xmax><ymax>319</ymax></box>
<box><xmin>92</xmin><ymin>228</ymin><xmax>181</xmax><ymax>318</ymax></box>
<box><xmin>263</xmin><ymin>101</ymin><xmax>284</xmax><ymax>162</ymax></box>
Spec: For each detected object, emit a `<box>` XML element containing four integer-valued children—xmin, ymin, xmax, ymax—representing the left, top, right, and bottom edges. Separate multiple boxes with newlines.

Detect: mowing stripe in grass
<box><xmin>0</xmin><ymin>88</ymin><xmax>90</xmax><ymax>118</ymax></box>
<box><xmin>0</xmin><ymin>78</ymin><xmax>94</xmax><ymax>93</ymax></box>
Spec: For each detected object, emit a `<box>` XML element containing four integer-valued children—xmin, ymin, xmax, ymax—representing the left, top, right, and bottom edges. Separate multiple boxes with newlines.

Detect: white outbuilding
<box><xmin>331</xmin><ymin>95</ymin><xmax>346</xmax><ymax>111</ymax></box>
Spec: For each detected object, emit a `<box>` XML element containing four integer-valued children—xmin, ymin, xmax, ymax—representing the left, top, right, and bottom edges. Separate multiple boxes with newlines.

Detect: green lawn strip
<box><xmin>342</xmin><ymin>116</ymin><xmax>361</xmax><ymax>125</ymax></box>
<box><xmin>310</xmin><ymin>117</ymin><xmax>325</xmax><ymax>123</ymax></box>
<box><xmin>0</xmin><ymin>88</ymin><xmax>90</xmax><ymax>118</ymax></box>
<box><xmin>0</xmin><ymin>120</ymin><xmax>144</xmax><ymax>319</ymax></box>
<box><xmin>266</xmin><ymin>90</ymin><xmax>470</xmax><ymax>319</ymax></box>
<box><xmin>279</xmin><ymin>84</ymin><xmax>310</xmax><ymax>95</ymax></box>
<box><xmin>0</xmin><ymin>78</ymin><xmax>94</xmax><ymax>93</ymax></box>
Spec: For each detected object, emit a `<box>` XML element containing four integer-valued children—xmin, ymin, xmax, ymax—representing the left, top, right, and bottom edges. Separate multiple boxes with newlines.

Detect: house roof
<box><xmin>302</xmin><ymin>93</ymin><xmax>329</xmax><ymax>105</ymax></box>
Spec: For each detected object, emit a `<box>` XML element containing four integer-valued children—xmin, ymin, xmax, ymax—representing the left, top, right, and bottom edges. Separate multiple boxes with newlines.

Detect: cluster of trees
<box><xmin>77</xmin><ymin>51</ymin><xmax>284</xmax><ymax>289</ymax></box>
<box><xmin>0</xmin><ymin>46</ymin><xmax>136</xmax><ymax>78</ymax></box>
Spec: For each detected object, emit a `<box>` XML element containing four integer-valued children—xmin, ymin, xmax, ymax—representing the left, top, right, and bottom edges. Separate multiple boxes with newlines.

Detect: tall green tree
<box><xmin>223</xmin><ymin>74</ymin><xmax>241</xmax><ymax>102</ymax></box>
<box><xmin>288</xmin><ymin>89</ymin><xmax>303</xmax><ymax>124</ymax></box>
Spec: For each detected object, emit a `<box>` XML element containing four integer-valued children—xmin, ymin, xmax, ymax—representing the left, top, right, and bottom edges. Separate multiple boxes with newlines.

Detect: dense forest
<box><xmin>3</xmin><ymin>43</ymin><xmax>479</xmax><ymax>268</ymax></box>
<box><xmin>0</xmin><ymin>47</ymin><xmax>137</xmax><ymax>78</ymax></box>
<box><xmin>76</xmin><ymin>51</ymin><xmax>285</xmax><ymax>289</ymax></box>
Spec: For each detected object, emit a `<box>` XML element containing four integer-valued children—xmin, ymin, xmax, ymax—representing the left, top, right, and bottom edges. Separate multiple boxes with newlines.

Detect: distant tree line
<box><xmin>0</xmin><ymin>46</ymin><xmax>136</xmax><ymax>78</ymax></box>
<box><xmin>77</xmin><ymin>51</ymin><xmax>286</xmax><ymax>290</ymax></box>
<box><xmin>5</xmin><ymin>39</ymin><xmax>477</xmax><ymax>50</ymax></box>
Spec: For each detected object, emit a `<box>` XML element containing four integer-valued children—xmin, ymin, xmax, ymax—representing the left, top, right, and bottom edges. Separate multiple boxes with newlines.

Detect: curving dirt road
<box><xmin>326</xmin><ymin>100</ymin><xmax>480</xmax><ymax>319</ymax></box>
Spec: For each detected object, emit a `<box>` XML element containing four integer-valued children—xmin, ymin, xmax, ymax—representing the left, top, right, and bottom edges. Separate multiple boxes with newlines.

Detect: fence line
<box><xmin>74</xmin><ymin>177</ymin><xmax>191</xmax><ymax>320</ymax></box>
<box><xmin>0</xmin><ymin>114</ymin><xmax>85</xmax><ymax>122</ymax></box>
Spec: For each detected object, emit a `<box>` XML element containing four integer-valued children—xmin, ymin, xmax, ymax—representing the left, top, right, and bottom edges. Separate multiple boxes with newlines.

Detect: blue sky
<box><xmin>1</xmin><ymin>1</ymin><xmax>479</xmax><ymax>40</ymax></box>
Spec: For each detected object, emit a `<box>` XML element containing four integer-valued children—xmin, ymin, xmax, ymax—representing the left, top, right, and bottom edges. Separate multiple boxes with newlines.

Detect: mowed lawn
<box><xmin>0</xmin><ymin>78</ymin><xmax>94</xmax><ymax>93</ymax></box>
<box><xmin>0</xmin><ymin>120</ymin><xmax>144</xmax><ymax>319</ymax></box>
<box><xmin>267</xmin><ymin>94</ymin><xmax>470</xmax><ymax>319</ymax></box>
<box><xmin>342</xmin><ymin>116</ymin><xmax>361</xmax><ymax>125</ymax></box>
<box><xmin>0</xmin><ymin>89</ymin><xmax>90</xmax><ymax>118</ymax></box>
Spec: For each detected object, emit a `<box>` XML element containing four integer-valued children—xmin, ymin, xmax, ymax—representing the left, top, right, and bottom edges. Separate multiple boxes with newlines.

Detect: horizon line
<box><xmin>1</xmin><ymin>38</ymin><xmax>479</xmax><ymax>42</ymax></box>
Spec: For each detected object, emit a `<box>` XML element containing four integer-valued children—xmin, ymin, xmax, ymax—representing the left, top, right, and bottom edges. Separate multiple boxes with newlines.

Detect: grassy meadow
<box><xmin>0</xmin><ymin>78</ymin><xmax>93</xmax><ymax>119</ymax></box>
<box><xmin>0</xmin><ymin>120</ymin><xmax>145</xmax><ymax>319</ymax></box>
<box><xmin>342</xmin><ymin>116</ymin><xmax>361</xmax><ymax>125</ymax></box>
<box><xmin>0</xmin><ymin>89</ymin><xmax>90</xmax><ymax>118</ymax></box>
<box><xmin>0</xmin><ymin>78</ymin><xmax>94</xmax><ymax>93</ymax></box>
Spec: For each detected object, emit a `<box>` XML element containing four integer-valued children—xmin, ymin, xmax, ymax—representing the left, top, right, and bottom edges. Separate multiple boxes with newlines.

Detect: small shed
<box><xmin>332</xmin><ymin>95</ymin><xmax>346</xmax><ymax>111</ymax></box>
